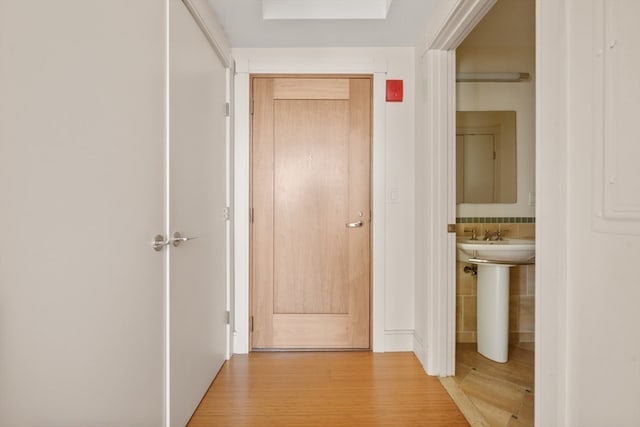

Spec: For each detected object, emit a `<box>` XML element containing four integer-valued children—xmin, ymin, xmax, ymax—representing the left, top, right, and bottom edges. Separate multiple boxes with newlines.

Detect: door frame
<box><xmin>249</xmin><ymin>73</ymin><xmax>373</xmax><ymax>351</ymax></box>
<box><xmin>417</xmin><ymin>0</ymin><xmax>497</xmax><ymax>375</ymax></box>
<box><xmin>234</xmin><ymin>59</ymin><xmax>388</xmax><ymax>353</ymax></box>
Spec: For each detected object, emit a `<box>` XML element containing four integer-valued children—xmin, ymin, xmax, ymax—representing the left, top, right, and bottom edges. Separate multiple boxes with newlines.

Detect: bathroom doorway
<box><xmin>453</xmin><ymin>0</ymin><xmax>536</xmax><ymax>425</ymax></box>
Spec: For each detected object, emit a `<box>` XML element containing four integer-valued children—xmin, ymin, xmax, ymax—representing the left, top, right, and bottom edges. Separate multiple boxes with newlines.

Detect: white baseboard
<box><xmin>412</xmin><ymin>332</ymin><xmax>426</xmax><ymax>367</ymax></box>
<box><xmin>384</xmin><ymin>329</ymin><xmax>415</xmax><ymax>352</ymax></box>
<box><xmin>232</xmin><ymin>329</ymin><xmax>417</xmax><ymax>354</ymax></box>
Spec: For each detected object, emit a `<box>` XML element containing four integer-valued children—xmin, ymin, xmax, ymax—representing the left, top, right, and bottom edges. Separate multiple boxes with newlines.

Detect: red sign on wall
<box><xmin>386</xmin><ymin>80</ymin><xmax>403</xmax><ymax>102</ymax></box>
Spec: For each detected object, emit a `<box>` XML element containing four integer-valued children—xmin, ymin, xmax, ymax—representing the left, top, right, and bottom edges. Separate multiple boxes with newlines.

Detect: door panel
<box><xmin>273</xmin><ymin>78</ymin><xmax>350</xmax><ymax>99</ymax></box>
<box><xmin>251</xmin><ymin>77</ymin><xmax>371</xmax><ymax>349</ymax></box>
<box><xmin>457</xmin><ymin>133</ymin><xmax>496</xmax><ymax>203</ymax></box>
<box><xmin>169</xmin><ymin>1</ymin><xmax>227</xmax><ymax>425</ymax></box>
<box><xmin>462</xmin><ymin>134</ymin><xmax>495</xmax><ymax>203</ymax></box>
<box><xmin>273</xmin><ymin>99</ymin><xmax>350</xmax><ymax>314</ymax></box>
<box><xmin>0</xmin><ymin>1</ymin><xmax>165</xmax><ymax>425</ymax></box>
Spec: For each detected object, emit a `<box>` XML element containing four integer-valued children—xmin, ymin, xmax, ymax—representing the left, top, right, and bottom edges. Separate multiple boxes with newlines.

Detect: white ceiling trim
<box><xmin>262</xmin><ymin>0</ymin><xmax>393</xmax><ymax>20</ymax></box>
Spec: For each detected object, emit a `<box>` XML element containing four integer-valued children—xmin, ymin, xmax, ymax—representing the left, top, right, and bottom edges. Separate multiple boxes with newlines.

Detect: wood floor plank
<box><xmin>455</xmin><ymin>344</ymin><xmax>534</xmax><ymax>391</ymax></box>
<box><xmin>454</xmin><ymin>343</ymin><xmax>534</xmax><ymax>427</ymax></box>
<box><xmin>188</xmin><ymin>352</ymin><xmax>470</xmax><ymax>426</ymax></box>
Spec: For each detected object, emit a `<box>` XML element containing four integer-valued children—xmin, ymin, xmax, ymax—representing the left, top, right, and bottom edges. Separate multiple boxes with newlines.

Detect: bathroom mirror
<box><xmin>456</xmin><ymin>111</ymin><xmax>517</xmax><ymax>203</ymax></box>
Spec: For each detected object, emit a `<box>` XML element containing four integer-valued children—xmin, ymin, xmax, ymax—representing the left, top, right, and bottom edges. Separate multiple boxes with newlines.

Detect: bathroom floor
<box><xmin>450</xmin><ymin>342</ymin><xmax>534</xmax><ymax>427</ymax></box>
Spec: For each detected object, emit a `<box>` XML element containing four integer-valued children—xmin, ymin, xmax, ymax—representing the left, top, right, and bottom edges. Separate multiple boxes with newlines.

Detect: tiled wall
<box><xmin>456</xmin><ymin>218</ymin><xmax>536</xmax><ymax>344</ymax></box>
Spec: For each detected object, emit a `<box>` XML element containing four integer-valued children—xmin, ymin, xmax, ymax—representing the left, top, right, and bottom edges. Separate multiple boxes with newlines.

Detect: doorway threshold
<box><xmin>439</xmin><ymin>376</ymin><xmax>491</xmax><ymax>427</ymax></box>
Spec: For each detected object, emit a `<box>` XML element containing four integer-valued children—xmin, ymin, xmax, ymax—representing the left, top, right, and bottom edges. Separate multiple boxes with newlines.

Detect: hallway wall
<box><xmin>537</xmin><ymin>0</ymin><xmax>640</xmax><ymax>424</ymax></box>
<box><xmin>232</xmin><ymin>47</ymin><xmax>416</xmax><ymax>352</ymax></box>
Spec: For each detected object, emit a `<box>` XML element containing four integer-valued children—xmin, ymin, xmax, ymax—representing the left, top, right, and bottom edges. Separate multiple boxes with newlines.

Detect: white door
<box><xmin>0</xmin><ymin>1</ymin><xmax>166</xmax><ymax>425</ymax></box>
<box><xmin>458</xmin><ymin>133</ymin><xmax>496</xmax><ymax>203</ymax></box>
<box><xmin>169</xmin><ymin>1</ymin><xmax>228</xmax><ymax>425</ymax></box>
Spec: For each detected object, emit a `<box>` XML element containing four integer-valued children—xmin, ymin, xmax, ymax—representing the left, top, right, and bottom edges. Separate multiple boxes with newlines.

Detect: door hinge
<box><xmin>447</xmin><ymin>224</ymin><xmax>457</xmax><ymax>233</ymax></box>
<box><xmin>250</xmin><ymin>98</ymin><xmax>254</xmax><ymax>115</ymax></box>
<box><xmin>250</xmin><ymin>207</ymin><xmax>254</xmax><ymax>224</ymax></box>
<box><xmin>250</xmin><ymin>316</ymin><xmax>254</xmax><ymax>332</ymax></box>
<box><xmin>225</xmin><ymin>102</ymin><xmax>230</xmax><ymax>117</ymax></box>
<box><xmin>225</xmin><ymin>310</ymin><xmax>230</xmax><ymax>325</ymax></box>
<box><xmin>223</xmin><ymin>206</ymin><xmax>231</xmax><ymax>221</ymax></box>
<box><xmin>493</xmin><ymin>151</ymin><xmax>496</xmax><ymax>160</ymax></box>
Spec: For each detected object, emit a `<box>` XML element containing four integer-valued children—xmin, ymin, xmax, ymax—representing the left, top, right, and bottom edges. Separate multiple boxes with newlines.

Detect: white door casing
<box><xmin>416</xmin><ymin>0</ymin><xmax>497</xmax><ymax>376</ymax></box>
<box><xmin>233</xmin><ymin>57</ymin><xmax>388</xmax><ymax>353</ymax></box>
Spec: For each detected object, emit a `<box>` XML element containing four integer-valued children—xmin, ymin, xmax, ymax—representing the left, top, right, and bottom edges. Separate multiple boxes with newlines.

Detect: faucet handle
<box><xmin>496</xmin><ymin>228</ymin><xmax>508</xmax><ymax>240</ymax></box>
<box><xmin>463</xmin><ymin>227</ymin><xmax>477</xmax><ymax>240</ymax></box>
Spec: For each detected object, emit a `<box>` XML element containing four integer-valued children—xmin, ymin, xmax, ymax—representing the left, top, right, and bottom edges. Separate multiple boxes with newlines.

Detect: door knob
<box><xmin>171</xmin><ymin>231</ymin><xmax>198</xmax><ymax>247</ymax></box>
<box><xmin>346</xmin><ymin>221</ymin><xmax>364</xmax><ymax>228</ymax></box>
<box><xmin>152</xmin><ymin>234</ymin><xmax>170</xmax><ymax>252</ymax></box>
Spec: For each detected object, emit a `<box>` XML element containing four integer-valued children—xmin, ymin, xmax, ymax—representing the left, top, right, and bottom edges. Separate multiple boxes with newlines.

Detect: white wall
<box><xmin>232</xmin><ymin>47</ymin><xmax>416</xmax><ymax>352</ymax></box>
<box><xmin>537</xmin><ymin>0</ymin><xmax>640</xmax><ymax>425</ymax></box>
<box><xmin>456</xmin><ymin>47</ymin><xmax>536</xmax><ymax>218</ymax></box>
<box><xmin>382</xmin><ymin>50</ymin><xmax>416</xmax><ymax>349</ymax></box>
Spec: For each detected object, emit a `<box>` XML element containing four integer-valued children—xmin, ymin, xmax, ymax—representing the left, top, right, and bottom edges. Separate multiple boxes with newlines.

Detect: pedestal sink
<box><xmin>457</xmin><ymin>238</ymin><xmax>535</xmax><ymax>363</ymax></box>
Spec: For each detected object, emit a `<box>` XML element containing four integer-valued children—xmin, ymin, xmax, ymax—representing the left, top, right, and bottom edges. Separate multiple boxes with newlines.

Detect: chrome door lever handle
<box><xmin>346</xmin><ymin>221</ymin><xmax>364</xmax><ymax>228</ymax></box>
<box><xmin>152</xmin><ymin>234</ymin><xmax>170</xmax><ymax>252</ymax></box>
<box><xmin>171</xmin><ymin>231</ymin><xmax>198</xmax><ymax>247</ymax></box>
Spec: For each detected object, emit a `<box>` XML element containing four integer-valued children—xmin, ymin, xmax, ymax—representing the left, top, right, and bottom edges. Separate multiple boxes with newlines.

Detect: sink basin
<box><xmin>456</xmin><ymin>238</ymin><xmax>535</xmax><ymax>264</ymax></box>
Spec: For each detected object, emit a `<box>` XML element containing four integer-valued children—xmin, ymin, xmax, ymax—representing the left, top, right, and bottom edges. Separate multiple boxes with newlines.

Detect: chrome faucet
<box><xmin>484</xmin><ymin>228</ymin><xmax>508</xmax><ymax>241</ymax></box>
<box><xmin>484</xmin><ymin>230</ymin><xmax>498</xmax><ymax>241</ymax></box>
<box><xmin>464</xmin><ymin>227</ymin><xmax>477</xmax><ymax>240</ymax></box>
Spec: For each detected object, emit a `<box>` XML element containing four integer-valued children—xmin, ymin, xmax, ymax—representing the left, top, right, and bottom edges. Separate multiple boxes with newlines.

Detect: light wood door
<box><xmin>251</xmin><ymin>77</ymin><xmax>371</xmax><ymax>349</ymax></box>
<box><xmin>169</xmin><ymin>1</ymin><xmax>228</xmax><ymax>425</ymax></box>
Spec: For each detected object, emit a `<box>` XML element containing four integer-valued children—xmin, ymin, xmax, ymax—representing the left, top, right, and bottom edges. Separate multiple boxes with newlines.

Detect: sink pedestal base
<box><xmin>476</xmin><ymin>264</ymin><xmax>510</xmax><ymax>363</ymax></box>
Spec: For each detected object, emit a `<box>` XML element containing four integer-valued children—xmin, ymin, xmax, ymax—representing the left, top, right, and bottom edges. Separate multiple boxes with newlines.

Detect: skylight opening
<box><xmin>262</xmin><ymin>0</ymin><xmax>394</xmax><ymax>20</ymax></box>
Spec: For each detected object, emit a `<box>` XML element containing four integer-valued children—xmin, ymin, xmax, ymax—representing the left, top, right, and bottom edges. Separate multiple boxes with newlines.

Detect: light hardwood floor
<box><xmin>452</xmin><ymin>343</ymin><xmax>534</xmax><ymax>427</ymax></box>
<box><xmin>188</xmin><ymin>352</ymin><xmax>470</xmax><ymax>426</ymax></box>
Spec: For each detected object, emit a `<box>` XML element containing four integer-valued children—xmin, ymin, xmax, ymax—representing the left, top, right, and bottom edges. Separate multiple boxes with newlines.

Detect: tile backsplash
<box><xmin>456</xmin><ymin>216</ymin><xmax>536</xmax><ymax>224</ymax></box>
<box><xmin>456</xmin><ymin>219</ymin><xmax>535</xmax><ymax>344</ymax></box>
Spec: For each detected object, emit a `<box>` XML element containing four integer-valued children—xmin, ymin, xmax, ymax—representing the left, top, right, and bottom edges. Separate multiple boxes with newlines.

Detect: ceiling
<box><xmin>459</xmin><ymin>0</ymin><xmax>535</xmax><ymax>48</ymax></box>
<box><xmin>206</xmin><ymin>0</ymin><xmax>440</xmax><ymax>48</ymax></box>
